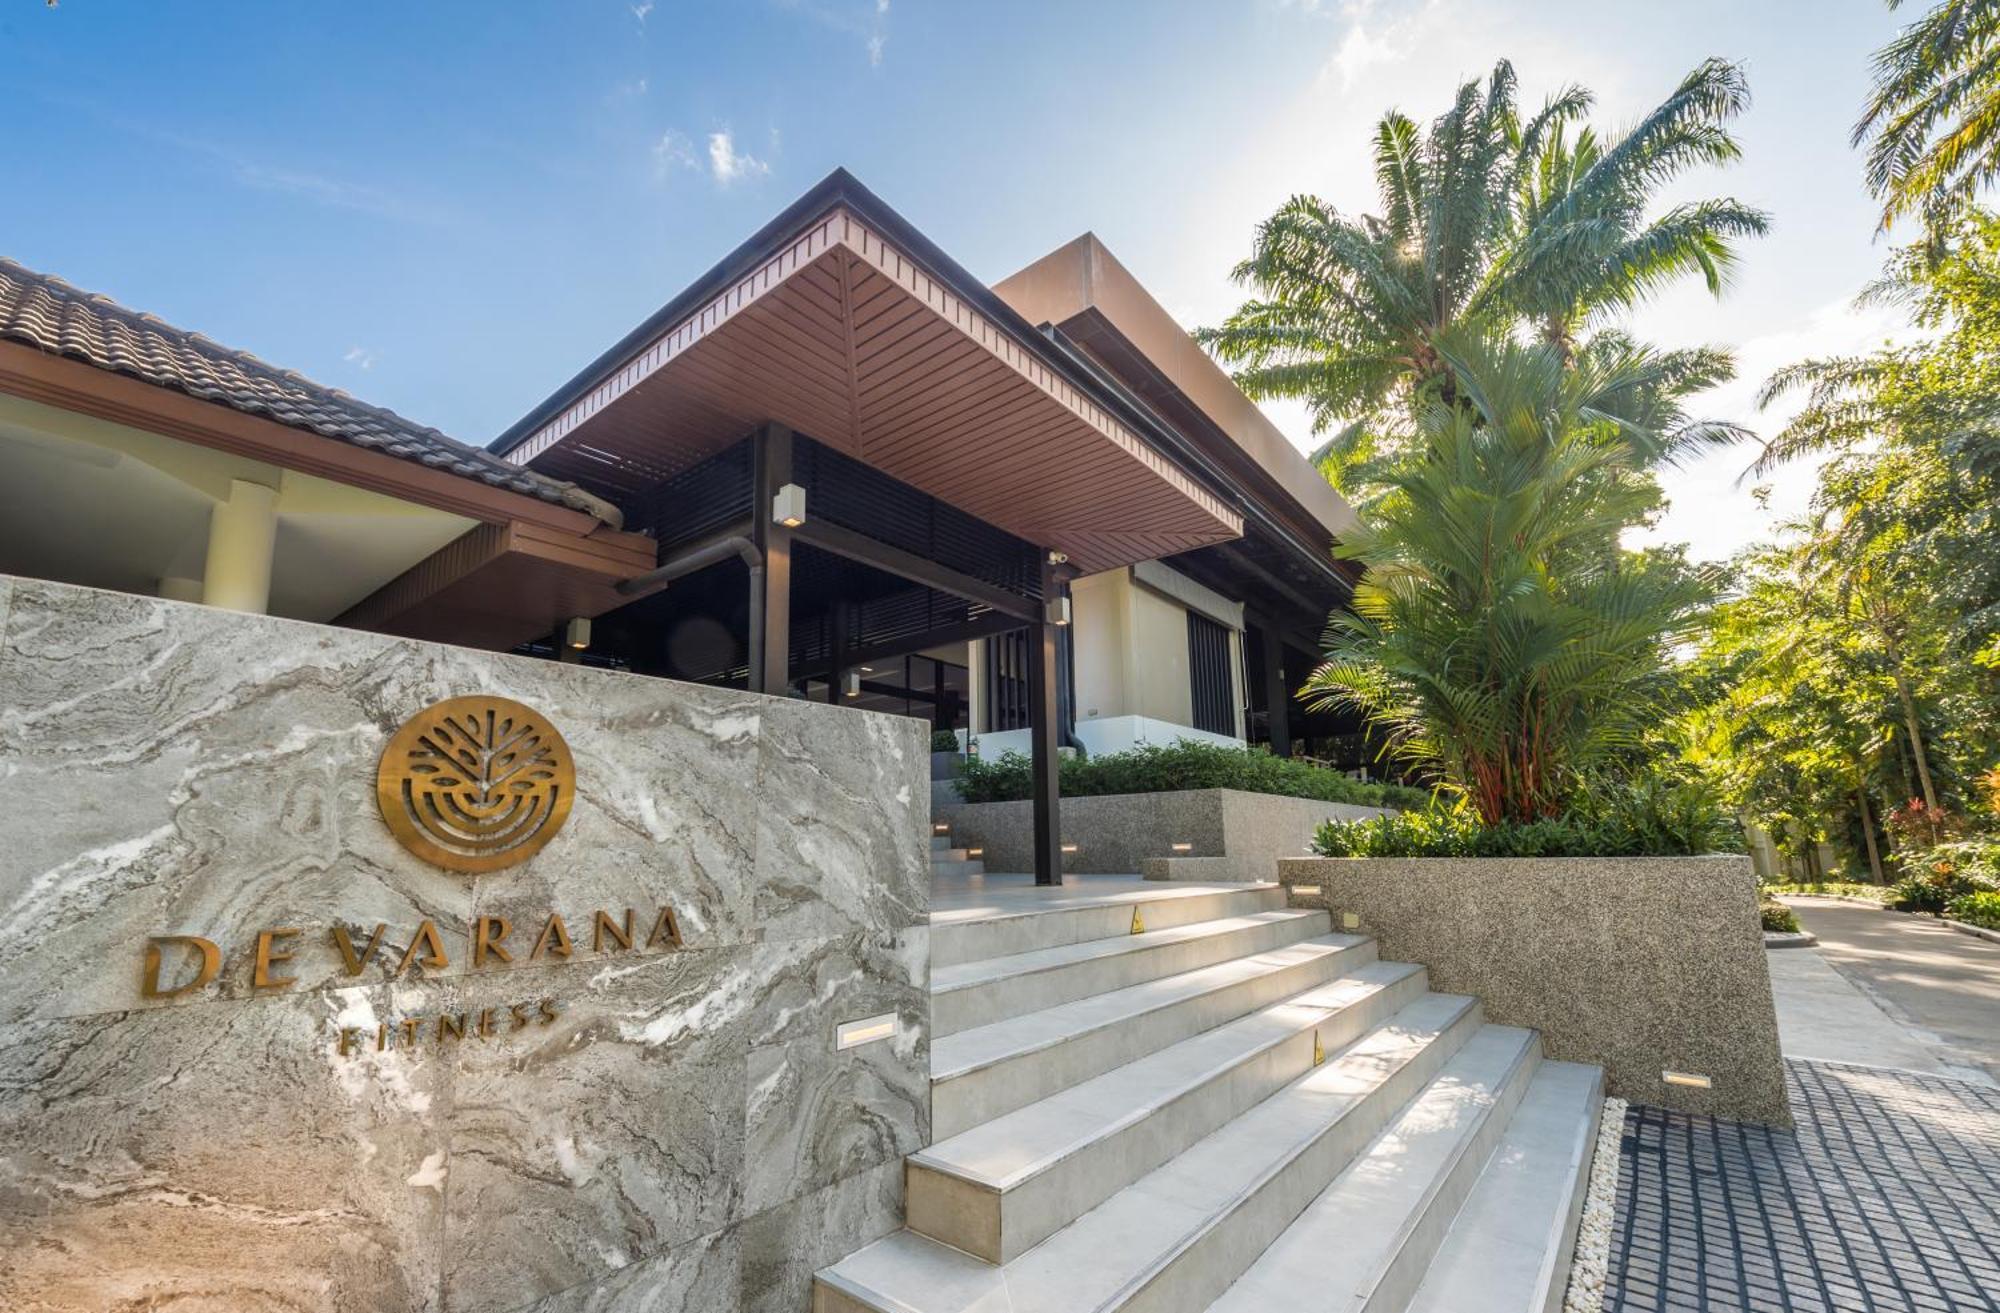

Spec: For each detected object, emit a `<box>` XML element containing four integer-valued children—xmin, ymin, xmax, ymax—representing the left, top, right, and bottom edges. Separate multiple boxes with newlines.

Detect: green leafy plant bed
<box><xmin>1761</xmin><ymin>882</ymin><xmax>1887</xmax><ymax>902</ymax></box>
<box><xmin>1760</xmin><ymin>901</ymin><xmax>1802</xmax><ymax>933</ymax></box>
<box><xmin>954</xmin><ymin>741</ymin><xmax>1429</xmax><ymax>811</ymax></box>
<box><xmin>1948</xmin><ymin>892</ymin><xmax>2000</xmax><ymax>931</ymax></box>
<box><xmin>1311</xmin><ymin>777</ymin><xmax>1740</xmax><ymax>858</ymax></box>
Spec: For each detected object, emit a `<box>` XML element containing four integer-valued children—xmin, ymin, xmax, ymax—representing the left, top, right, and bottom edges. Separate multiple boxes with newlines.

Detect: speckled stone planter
<box><xmin>1278</xmin><ymin>855</ymin><xmax>1789</xmax><ymax>1125</ymax></box>
<box><xmin>938</xmin><ymin>788</ymin><xmax>1392</xmax><ymax>880</ymax></box>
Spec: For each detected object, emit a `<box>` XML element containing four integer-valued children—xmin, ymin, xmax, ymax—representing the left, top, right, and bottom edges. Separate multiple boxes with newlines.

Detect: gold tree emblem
<box><xmin>377</xmin><ymin>695</ymin><xmax>574</xmax><ymax>872</ymax></box>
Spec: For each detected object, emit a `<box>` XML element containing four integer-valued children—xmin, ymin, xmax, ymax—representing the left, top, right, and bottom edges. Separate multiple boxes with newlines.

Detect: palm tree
<box><xmin>1857</xmin><ymin>0</ymin><xmax>2000</xmax><ymax>240</ymax></box>
<box><xmin>1199</xmin><ymin>59</ymin><xmax>1767</xmax><ymax>468</ymax></box>
<box><xmin>1300</xmin><ymin>330</ymin><xmax>1718</xmax><ymax>823</ymax></box>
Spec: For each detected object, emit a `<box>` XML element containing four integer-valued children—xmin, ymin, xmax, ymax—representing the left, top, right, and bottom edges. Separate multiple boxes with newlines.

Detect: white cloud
<box><xmin>652</xmin><ymin>130</ymin><xmax>697</xmax><ymax>178</ymax></box>
<box><xmin>630</xmin><ymin>1</ymin><xmax>653</xmax><ymax>26</ymax></box>
<box><xmin>344</xmin><ymin>346</ymin><xmax>377</xmax><ymax>371</ymax></box>
<box><xmin>706</xmin><ymin>129</ymin><xmax>769</xmax><ymax>184</ymax></box>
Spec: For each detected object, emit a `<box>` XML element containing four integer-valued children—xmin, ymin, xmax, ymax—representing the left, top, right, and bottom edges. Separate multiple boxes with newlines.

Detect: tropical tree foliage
<box><xmin>1301</xmin><ymin>331</ymin><xmax>1718</xmax><ymax>823</ymax></box>
<box><xmin>1683</xmin><ymin>213</ymin><xmax>2000</xmax><ymax>876</ymax></box>
<box><xmin>1856</xmin><ymin>0</ymin><xmax>2000</xmax><ymax>242</ymax></box>
<box><xmin>1198</xmin><ymin>58</ymin><xmax>1767</xmax><ymax>473</ymax></box>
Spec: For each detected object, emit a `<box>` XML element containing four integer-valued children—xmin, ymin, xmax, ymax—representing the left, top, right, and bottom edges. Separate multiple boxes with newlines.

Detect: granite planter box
<box><xmin>1278</xmin><ymin>854</ymin><xmax>1789</xmax><ymax>1126</ymax></box>
<box><xmin>937</xmin><ymin>787</ymin><xmax>1392</xmax><ymax>881</ymax></box>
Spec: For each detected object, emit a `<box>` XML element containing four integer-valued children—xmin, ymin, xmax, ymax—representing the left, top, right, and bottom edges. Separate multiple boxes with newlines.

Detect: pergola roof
<box><xmin>494</xmin><ymin>174</ymin><xmax>1244</xmax><ymax>573</ymax></box>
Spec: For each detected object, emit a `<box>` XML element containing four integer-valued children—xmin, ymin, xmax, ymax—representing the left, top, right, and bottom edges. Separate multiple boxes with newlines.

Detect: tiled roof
<box><xmin>0</xmin><ymin>257</ymin><xmax>615</xmax><ymax>521</ymax></box>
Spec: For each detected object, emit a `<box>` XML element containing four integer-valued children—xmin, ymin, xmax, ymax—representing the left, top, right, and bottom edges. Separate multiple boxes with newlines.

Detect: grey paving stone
<box><xmin>1604</xmin><ymin>1058</ymin><xmax>2000</xmax><ymax>1312</ymax></box>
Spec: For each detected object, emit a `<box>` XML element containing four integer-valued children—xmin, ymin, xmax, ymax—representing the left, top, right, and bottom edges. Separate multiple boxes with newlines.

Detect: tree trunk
<box><xmin>1891</xmin><ymin>669</ymin><xmax>1939</xmax><ymax>811</ymax></box>
<box><xmin>1855</xmin><ymin>782</ymin><xmax>1885</xmax><ymax>884</ymax></box>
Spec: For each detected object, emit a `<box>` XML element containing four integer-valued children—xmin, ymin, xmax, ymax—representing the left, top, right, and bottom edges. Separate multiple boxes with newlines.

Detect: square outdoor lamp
<box><xmin>1047</xmin><ymin>595</ymin><xmax>1072</xmax><ymax>626</ymax></box>
<box><xmin>771</xmin><ymin>482</ymin><xmax>807</xmax><ymax>528</ymax></box>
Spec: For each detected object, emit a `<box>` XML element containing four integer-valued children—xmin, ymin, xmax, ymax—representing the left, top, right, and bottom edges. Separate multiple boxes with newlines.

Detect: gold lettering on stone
<box><xmin>472</xmin><ymin>915</ymin><xmax>513</xmax><ymax>968</ymax></box>
<box><xmin>529</xmin><ymin>913</ymin><xmax>573</xmax><ymax>963</ymax></box>
<box><xmin>251</xmin><ymin>928</ymin><xmax>301</xmax><ymax>990</ymax></box>
<box><xmin>141</xmin><ymin>936</ymin><xmax>221</xmax><ymax>999</ymax></box>
<box><xmin>647</xmin><ymin>906</ymin><xmax>683</xmax><ymax>950</ymax></box>
<box><xmin>593</xmin><ymin>909</ymin><xmax>634</xmax><ymax>954</ymax></box>
<box><xmin>396</xmin><ymin>920</ymin><xmax>451</xmax><ymax>975</ymax></box>
<box><xmin>331</xmin><ymin>923</ymin><xmax>389</xmax><ymax>975</ymax></box>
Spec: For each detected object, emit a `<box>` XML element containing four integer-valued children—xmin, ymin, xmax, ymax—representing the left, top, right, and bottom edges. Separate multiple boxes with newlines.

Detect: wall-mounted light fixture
<box><xmin>1340</xmin><ymin>911</ymin><xmax>1361</xmax><ymax>930</ymax></box>
<box><xmin>1060</xmin><ymin>843</ymin><xmax>1078</xmax><ymax>855</ymax></box>
<box><xmin>1170</xmin><ymin>842</ymin><xmax>1193</xmax><ymax>854</ymax></box>
<box><xmin>771</xmin><ymin>483</ymin><xmax>807</xmax><ymax>528</ymax></box>
<box><xmin>1047</xmin><ymin>596</ymin><xmax>1072</xmax><ymax>627</ymax></box>
<box><xmin>842</xmin><ymin>670</ymin><xmax>862</xmax><ymax>699</ymax></box>
<box><xmin>1290</xmin><ymin>885</ymin><xmax>1321</xmax><ymax>898</ymax></box>
<box><xmin>967</xmin><ymin>847</ymin><xmax>983</xmax><ymax>857</ymax></box>
<box><xmin>1663</xmin><ymin>1070</ymin><xmax>1713</xmax><ymax>1089</ymax></box>
<box><xmin>564</xmin><ymin>616</ymin><xmax>592</xmax><ymax>651</ymax></box>
<box><xmin>835</xmin><ymin>1013</ymin><xmax>898</xmax><ymax>1051</ymax></box>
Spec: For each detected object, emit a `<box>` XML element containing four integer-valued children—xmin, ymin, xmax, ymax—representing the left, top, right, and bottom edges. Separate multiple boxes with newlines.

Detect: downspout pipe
<box><xmin>614</xmin><ymin>533</ymin><xmax>762</xmax><ymax>597</ymax></box>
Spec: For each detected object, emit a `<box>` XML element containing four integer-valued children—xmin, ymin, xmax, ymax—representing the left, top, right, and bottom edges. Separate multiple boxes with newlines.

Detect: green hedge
<box><xmin>1948</xmin><ymin>891</ymin><xmax>2000</xmax><ymax>930</ymax></box>
<box><xmin>1761</xmin><ymin>901</ymin><xmax>1802</xmax><ymax>933</ymax></box>
<box><xmin>1310</xmin><ymin>776</ymin><xmax>1739</xmax><ymax>858</ymax></box>
<box><xmin>953</xmin><ymin>740</ymin><xmax>1429</xmax><ymax>811</ymax></box>
<box><xmin>1761</xmin><ymin>881</ymin><xmax>1885</xmax><ymax>902</ymax></box>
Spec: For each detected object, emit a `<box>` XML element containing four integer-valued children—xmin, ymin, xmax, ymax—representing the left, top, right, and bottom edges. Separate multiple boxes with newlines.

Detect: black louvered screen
<box><xmin>1188</xmin><ymin>612</ymin><xmax>1234</xmax><ymax>736</ymax></box>
<box><xmin>795</xmin><ymin>437</ymin><xmax>1042</xmax><ymax>603</ymax></box>
<box><xmin>984</xmin><ymin>630</ymin><xmax>1032</xmax><ymax>732</ymax></box>
<box><xmin>633</xmin><ymin>436</ymin><xmax>753</xmax><ymax>552</ymax></box>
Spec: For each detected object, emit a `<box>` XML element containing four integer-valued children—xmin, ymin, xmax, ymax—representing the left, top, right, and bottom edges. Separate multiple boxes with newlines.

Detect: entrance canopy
<box><xmin>493</xmin><ymin>174</ymin><xmax>1242</xmax><ymax>574</ymax></box>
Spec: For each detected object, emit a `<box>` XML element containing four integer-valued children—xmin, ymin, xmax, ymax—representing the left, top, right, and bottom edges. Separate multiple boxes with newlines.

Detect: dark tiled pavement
<box><xmin>1606</xmin><ymin>1060</ymin><xmax>2000</xmax><ymax>1311</ymax></box>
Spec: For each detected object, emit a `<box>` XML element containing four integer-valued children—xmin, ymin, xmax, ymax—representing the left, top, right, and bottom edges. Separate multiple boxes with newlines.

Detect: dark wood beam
<box><xmin>792</xmin><ymin>611</ymin><xmax>1024</xmax><ymax>682</ymax></box>
<box><xmin>791</xmin><ymin>519</ymin><xmax>1040</xmax><ymax>623</ymax></box>
<box><xmin>1029</xmin><ymin>558</ymin><xmax>1064</xmax><ymax>886</ymax></box>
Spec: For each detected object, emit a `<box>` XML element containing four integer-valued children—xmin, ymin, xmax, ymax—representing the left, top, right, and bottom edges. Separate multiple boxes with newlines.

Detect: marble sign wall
<box><xmin>0</xmin><ymin>574</ymin><xmax>931</xmax><ymax>1312</ymax></box>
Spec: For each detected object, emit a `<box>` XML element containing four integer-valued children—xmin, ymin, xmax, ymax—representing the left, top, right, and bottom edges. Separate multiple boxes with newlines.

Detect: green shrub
<box><xmin>1761</xmin><ymin>881</ymin><xmax>1886</xmax><ymax>902</ymax></box>
<box><xmin>1760</xmin><ymin>902</ymin><xmax>1801</xmax><ymax>933</ymax></box>
<box><xmin>954</xmin><ymin>741</ymin><xmax>1430</xmax><ymax>811</ymax></box>
<box><xmin>1888</xmin><ymin>874</ymin><xmax>1953</xmax><ymax>914</ymax></box>
<box><xmin>929</xmin><ymin>729</ymin><xmax>962</xmax><ymax>753</ymax></box>
<box><xmin>1947</xmin><ymin>891</ymin><xmax>2000</xmax><ymax>930</ymax></box>
<box><xmin>1310</xmin><ymin>795</ymin><xmax>1731</xmax><ymax>859</ymax></box>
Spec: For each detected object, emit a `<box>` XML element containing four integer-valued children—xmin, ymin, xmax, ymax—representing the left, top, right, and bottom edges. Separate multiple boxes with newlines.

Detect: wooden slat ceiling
<box><xmin>503</xmin><ymin>208</ymin><xmax>1244</xmax><ymax>573</ymax></box>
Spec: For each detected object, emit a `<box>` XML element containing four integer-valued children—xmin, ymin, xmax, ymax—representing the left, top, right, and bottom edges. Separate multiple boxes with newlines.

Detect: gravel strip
<box><xmin>1563</xmin><ymin>1094</ymin><xmax>1628</xmax><ymax>1313</ymax></box>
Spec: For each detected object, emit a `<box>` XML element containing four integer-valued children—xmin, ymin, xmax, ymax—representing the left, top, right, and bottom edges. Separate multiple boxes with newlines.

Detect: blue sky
<box><xmin>4</xmin><ymin>1</ymin><xmax>1913</xmax><ymax>559</ymax></box>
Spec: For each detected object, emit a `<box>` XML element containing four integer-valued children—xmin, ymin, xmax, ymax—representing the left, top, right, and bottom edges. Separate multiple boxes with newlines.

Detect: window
<box><xmin>1187</xmin><ymin>612</ymin><xmax>1234</xmax><ymax>735</ymax></box>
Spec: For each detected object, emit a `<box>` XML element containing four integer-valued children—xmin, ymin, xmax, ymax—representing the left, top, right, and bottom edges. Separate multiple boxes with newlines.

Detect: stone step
<box><xmin>930</xmin><ymin>933</ymin><xmax>1377</xmax><ymax>1139</ymax></box>
<box><xmin>1406</xmin><ymin>1061</ymin><xmax>1605</xmax><ymax>1313</ymax></box>
<box><xmin>930</xmin><ymin>835</ymin><xmax>952</xmax><ymax>852</ymax></box>
<box><xmin>1209</xmin><ymin>1024</ymin><xmax>1543</xmax><ymax>1313</ymax></box>
<box><xmin>929</xmin><ymin>858</ymin><xmax>985</xmax><ymax>880</ymax></box>
<box><xmin>931</xmin><ymin>908</ymin><xmax>1331</xmax><ymax>1038</ymax></box>
<box><xmin>931</xmin><ymin>883</ymin><xmax>1286</xmax><ymax>970</ymax></box>
<box><xmin>908</xmin><ymin>959</ymin><xmax>1430</xmax><ymax>1262</ymax></box>
<box><xmin>930</xmin><ymin>847</ymin><xmax>969</xmax><ymax>863</ymax></box>
<box><xmin>930</xmin><ymin>778</ymin><xmax>962</xmax><ymax>806</ymax></box>
<box><xmin>815</xmin><ymin>993</ymin><xmax>1483</xmax><ymax>1313</ymax></box>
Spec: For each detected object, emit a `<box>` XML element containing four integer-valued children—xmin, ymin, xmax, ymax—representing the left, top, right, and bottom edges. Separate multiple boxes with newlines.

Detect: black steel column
<box><xmin>749</xmin><ymin>423</ymin><xmax>794</xmax><ymax>695</ymax></box>
<box><xmin>1028</xmin><ymin>559</ymin><xmax>1064</xmax><ymax>886</ymax></box>
<box><xmin>1261</xmin><ymin>624</ymin><xmax>1293</xmax><ymax>758</ymax></box>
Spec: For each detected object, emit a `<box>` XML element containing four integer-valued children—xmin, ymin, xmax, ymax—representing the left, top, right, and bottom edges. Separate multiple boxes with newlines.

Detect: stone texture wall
<box><xmin>0</xmin><ymin>575</ymin><xmax>931</xmax><ymax>1312</ymax></box>
<box><xmin>938</xmin><ymin>788</ymin><xmax>1389</xmax><ymax>879</ymax></box>
<box><xmin>1279</xmin><ymin>855</ymin><xmax>1789</xmax><ymax>1125</ymax></box>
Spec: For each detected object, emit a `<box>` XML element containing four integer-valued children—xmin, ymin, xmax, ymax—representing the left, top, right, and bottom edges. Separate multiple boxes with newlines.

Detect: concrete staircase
<box><xmin>930</xmin><ymin>823</ymin><xmax>984</xmax><ymax>882</ymax></box>
<box><xmin>816</xmin><ymin>880</ymin><xmax>1603</xmax><ymax>1313</ymax></box>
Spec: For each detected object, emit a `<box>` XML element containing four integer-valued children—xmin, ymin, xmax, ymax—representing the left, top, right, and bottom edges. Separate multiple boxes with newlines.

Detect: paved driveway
<box><xmin>1783</xmin><ymin>898</ymin><xmax>2000</xmax><ymax>1083</ymax></box>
